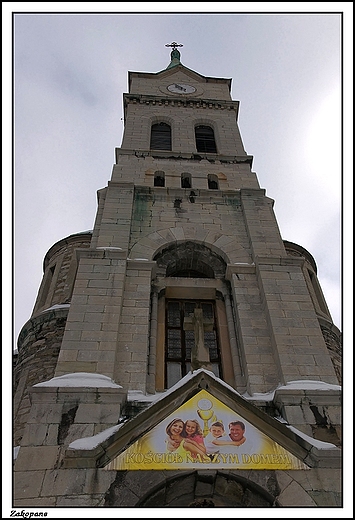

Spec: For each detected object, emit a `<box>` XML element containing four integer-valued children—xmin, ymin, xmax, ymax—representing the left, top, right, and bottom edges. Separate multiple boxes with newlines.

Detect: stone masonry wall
<box><xmin>15</xmin><ymin>232</ymin><xmax>92</xmax><ymax>445</ymax></box>
<box><xmin>54</xmin><ymin>249</ymin><xmax>128</xmax><ymax>380</ymax></box>
<box><xmin>121</xmin><ymin>101</ymin><xmax>247</xmax><ymax>156</ymax></box>
<box><xmin>128</xmin><ymin>187</ymin><xmax>254</xmax><ymax>263</ymax></box>
<box><xmin>33</xmin><ymin>233</ymin><xmax>92</xmax><ymax>316</ymax></box>
<box><xmin>112</xmin><ymin>260</ymin><xmax>155</xmax><ymax>391</ymax></box>
<box><xmin>320</xmin><ymin>322</ymin><xmax>342</xmax><ymax>385</ymax></box>
<box><xmin>14</xmin><ymin>308</ymin><xmax>69</xmax><ymax>445</ymax></box>
<box><xmin>112</xmin><ymin>153</ymin><xmax>259</xmax><ymax>192</ymax></box>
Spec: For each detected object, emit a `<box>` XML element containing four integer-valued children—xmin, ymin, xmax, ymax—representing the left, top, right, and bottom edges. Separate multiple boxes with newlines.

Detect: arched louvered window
<box><xmin>208</xmin><ymin>174</ymin><xmax>219</xmax><ymax>190</ymax></box>
<box><xmin>195</xmin><ymin>125</ymin><xmax>217</xmax><ymax>153</ymax></box>
<box><xmin>154</xmin><ymin>171</ymin><xmax>165</xmax><ymax>187</ymax></box>
<box><xmin>150</xmin><ymin>122</ymin><xmax>172</xmax><ymax>151</ymax></box>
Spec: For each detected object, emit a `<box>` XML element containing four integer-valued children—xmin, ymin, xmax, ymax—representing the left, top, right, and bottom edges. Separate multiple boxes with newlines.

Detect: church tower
<box><xmin>14</xmin><ymin>45</ymin><xmax>342</xmax><ymax>508</ymax></box>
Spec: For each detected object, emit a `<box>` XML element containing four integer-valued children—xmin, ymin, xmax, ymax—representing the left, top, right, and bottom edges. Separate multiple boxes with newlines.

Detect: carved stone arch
<box><xmin>193</xmin><ymin>116</ymin><xmax>218</xmax><ymax>132</ymax></box>
<box><xmin>129</xmin><ymin>228</ymin><xmax>234</xmax><ymax>264</ymax></box>
<box><xmin>105</xmin><ymin>470</ymin><xmax>278</xmax><ymax>507</ymax></box>
<box><xmin>149</xmin><ymin>114</ymin><xmax>175</xmax><ymax>127</ymax></box>
<box><xmin>153</xmin><ymin>240</ymin><xmax>227</xmax><ymax>279</ymax></box>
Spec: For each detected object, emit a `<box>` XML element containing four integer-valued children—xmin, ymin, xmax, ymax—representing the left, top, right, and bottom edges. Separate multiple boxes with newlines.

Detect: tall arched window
<box><xmin>195</xmin><ymin>125</ymin><xmax>217</xmax><ymax>153</ymax></box>
<box><xmin>150</xmin><ymin>122</ymin><xmax>172</xmax><ymax>151</ymax></box>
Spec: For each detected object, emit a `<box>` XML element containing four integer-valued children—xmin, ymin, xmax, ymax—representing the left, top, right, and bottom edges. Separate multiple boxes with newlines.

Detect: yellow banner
<box><xmin>104</xmin><ymin>390</ymin><xmax>308</xmax><ymax>470</ymax></box>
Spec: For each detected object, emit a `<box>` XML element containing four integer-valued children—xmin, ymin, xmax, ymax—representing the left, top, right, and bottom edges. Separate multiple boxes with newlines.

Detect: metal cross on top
<box><xmin>165</xmin><ymin>42</ymin><xmax>183</xmax><ymax>50</ymax></box>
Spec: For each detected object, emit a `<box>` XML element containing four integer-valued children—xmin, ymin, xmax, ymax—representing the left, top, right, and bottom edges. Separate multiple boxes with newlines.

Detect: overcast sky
<box><xmin>3</xmin><ymin>3</ymin><xmax>353</xmax><ymax>517</ymax></box>
<box><xmin>7</xmin><ymin>6</ymin><xmax>349</xmax><ymax>347</ymax></box>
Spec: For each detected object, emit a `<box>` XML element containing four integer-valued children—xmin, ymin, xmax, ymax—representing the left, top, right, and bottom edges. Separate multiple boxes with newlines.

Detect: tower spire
<box><xmin>165</xmin><ymin>41</ymin><xmax>183</xmax><ymax>69</ymax></box>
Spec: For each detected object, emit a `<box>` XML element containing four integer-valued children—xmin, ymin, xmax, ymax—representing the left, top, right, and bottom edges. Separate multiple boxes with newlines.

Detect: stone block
<box><xmin>55</xmin><ymin>361</ymin><xmax>98</xmax><ymax>374</ymax></box>
<box><xmin>277</xmin><ymin>480</ymin><xmax>316</xmax><ymax>506</ymax></box>
<box><xmin>103</xmin><ymin>479</ymin><xmax>139</xmax><ymax>506</ymax></box>
<box><xmin>195</xmin><ymin>480</ymin><xmax>213</xmax><ymax>497</ymax></box>
<box><xmin>325</xmin><ymin>407</ymin><xmax>341</xmax><ymax>425</ymax></box>
<box><xmin>41</xmin><ymin>468</ymin><xmax>86</xmax><ymax>496</ymax></box>
<box><xmin>75</xmin><ymin>403</ymin><xmax>122</xmax><ymax>424</ymax></box>
<box><xmin>84</xmin><ymin>468</ymin><xmax>116</xmax><ymax>496</ymax></box>
<box><xmin>28</xmin><ymin>404</ymin><xmax>63</xmax><ymax>424</ymax></box>
<box><xmin>308</xmin><ymin>490</ymin><xmax>340</xmax><ymax>506</ymax></box>
<box><xmin>121</xmin><ymin>470</ymin><xmax>166</xmax><ymax>500</ymax></box>
<box><xmin>21</xmin><ymin>423</ymin><xmax>48</xmax><ymax>446</ymax></box>
<box><xmin>45</xmin><ymin>424</ymin><xmax>59</xmax><ymax>445</ymax></box>
<box><xmin>97</xmin><ymin>362</ymin><xmax>117</xmax><ymax>375</ymax></box>
<box><xmin>56</xmin><ymin>494</ymin><xmax>104</xmax><ymax>506</ymax></box>
<box><xmin>14</xmin><ymin>497</ymin><xmax>56</xmax><ymax>506</ymax></box>
<box><xmin>14</xmin><ymin>446</ymin><xmax>61</xmax><ymax>471</ymax></box>
<box><xmin>275</xmin><ymin>470</ymin><xmax>293</xmax><ymax>493</ymax></box>
<box><xmin>13</xmin><ymin>471</ymin><xmax>45</xmax><ymax>500</ymax></box>
<box><xmin>309</xmin><ymin>468</ymin><xmax>342</xmax><ymax>492</ymax></box>
<box><xmin>65</xmin><ymin>423</ymin><xmax>95</xmax><ymax>445</ymax></box>
<box><xmin>301</xmin><ymin>405</ymin><xmax>318</xmax><ymax>424</ymax></box>
<box><xmin>98</xmin><ymin>350</ymin><xmax>116</xmax><ymax>363</ymax></box>
<box><xmin>57</xmin><ymin>349</ymin><xmax>78</xmax><ymax>362</ymax></box>
<box><xmin>215</xmin><ymin>474</ymin><xmax>244</xmax><ymax>501</ymax></box>
<box><xmin>280</xmin><ymin>406</ymin><xmax>305</xmax><ymax>425</ymax></box>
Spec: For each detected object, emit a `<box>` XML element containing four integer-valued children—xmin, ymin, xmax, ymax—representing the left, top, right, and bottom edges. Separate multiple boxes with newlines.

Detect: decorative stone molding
<box><xmin>124</xmin><ymin>93</ymin><xmax>239</xmax><ymax>112</ymax></box>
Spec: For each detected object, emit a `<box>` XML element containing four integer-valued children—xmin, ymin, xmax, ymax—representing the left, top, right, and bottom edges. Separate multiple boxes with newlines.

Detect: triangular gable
<box><xmin>128</xmin><ymin>65</ymin><xmax>232</xmax><ymax>91</ymax></box>
<box><xmin>104</xmin><ymin>388</ymin><xmax>308</xmax><ymax>471</ymax></box>
<box><xmin>64</xmin><ymin>370</ymin><xmax>339</xmax><ymax>470</ymax></box>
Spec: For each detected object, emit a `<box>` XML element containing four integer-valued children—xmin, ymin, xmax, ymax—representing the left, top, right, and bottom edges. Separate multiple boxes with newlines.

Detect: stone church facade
<box><xmin>13</xmin><ymin>46</ymin><xmax>342</xmax><ymax>508</ymax></box>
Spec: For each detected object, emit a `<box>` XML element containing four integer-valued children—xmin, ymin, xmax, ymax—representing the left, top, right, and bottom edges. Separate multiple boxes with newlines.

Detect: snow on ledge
<box><xmin>68</xmin><ymin>423</ymin><xmax>126</xmax><ymax>451</ymax></box>
<box><xmin>128</xmin><ymin>390</ymin><xmax>165</xmax><ymax>402</ymax></box>
<box><xmin>33</xmin><ymin>372</ymin><xmax>123</xmax><ymax>388</ymax></box>
<box><xmin>286</xmin><ymin>425</ymin><xmax>338</xmax><ymax>450</ymax></box>
<box><xmin>74</xmin><ymin>229</ymin><xmax>93</xmax><ymax>235</ymax></box>
<box><xmin>13</xmin><ymin>446</ymin><xmax>20</xmax><ymax>460</ymax></box>
<box><xmin>242</xmin><ymin>380</ymin><xmax>341</xmax><ymax>401</ymax></box>
<box><xmin>40</xmin><ymin>303</ymin><xmax>70</xmax><ymax>313</ymax></box>
<box><xmin>96</xmin><ymin>246</ymin><xmax>123</xmax><ymax>250</ymax></box>
<box><xmin>159</xmin><ymin>368</ymin><xmax>251</xmax><ymax>404</ymax></box>
<box><xmin>278</xmin><ymin>380</ymin><xmax>341</xmax><ymax>391</ymax></box>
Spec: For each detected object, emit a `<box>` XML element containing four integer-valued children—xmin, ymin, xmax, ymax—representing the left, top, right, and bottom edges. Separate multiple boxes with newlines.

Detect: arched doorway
<box><xmin>136</xmin><ymin>470</ymin><xmax>277</xmax><ymax>507</ymax></box>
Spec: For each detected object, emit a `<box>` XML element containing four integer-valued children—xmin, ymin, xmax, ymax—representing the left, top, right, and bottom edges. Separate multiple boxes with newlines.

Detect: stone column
<box><xmin>222</xmin><ymin>287</ymin><xmax>245</xmax><ymax>389</ymax></box>
<box><xmin>147</xmin><ymin>287</ymin><xmax>158</xmax><ymax>393</ymax></box>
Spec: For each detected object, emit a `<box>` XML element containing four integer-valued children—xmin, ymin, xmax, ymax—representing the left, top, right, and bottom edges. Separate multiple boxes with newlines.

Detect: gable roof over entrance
<box><xmin>63</xmin><ymin>369</ymin><xmax>340</xmax><ymax>470</ymax></box>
